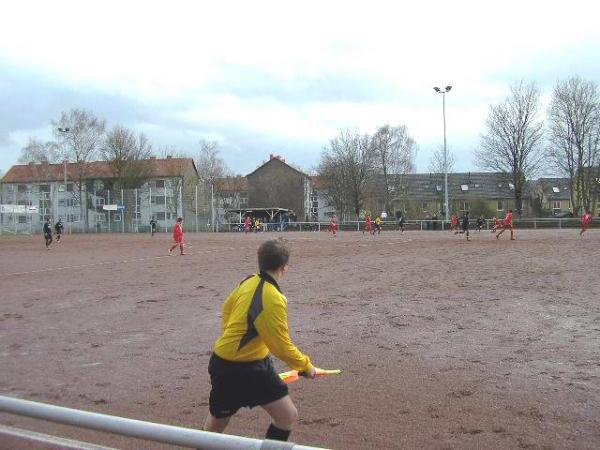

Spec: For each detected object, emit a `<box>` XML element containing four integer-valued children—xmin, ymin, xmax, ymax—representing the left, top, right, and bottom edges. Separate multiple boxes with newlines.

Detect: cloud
<box><xmin>1</xmin><ymin>0</ymin><xmax>599</xmax><ymax>175</ymax></box>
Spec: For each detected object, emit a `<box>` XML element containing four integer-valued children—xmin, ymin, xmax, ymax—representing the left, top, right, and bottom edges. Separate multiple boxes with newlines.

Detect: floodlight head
<box><xmin>58</xmin><ymin>127</ymin><xmax>70</xmax><ymax>132</ymax></box>
<box><xmin>434</xmin><ymin>87</ymin><xmax>440</xmax><ymax>92</ymax></box>
<box><xmin>445</xmin><ymin>86</ymin><xmax>452</xmax><ymax>91</ymax></box>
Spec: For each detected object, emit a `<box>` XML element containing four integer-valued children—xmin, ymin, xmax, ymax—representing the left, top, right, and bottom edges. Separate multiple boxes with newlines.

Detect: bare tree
<box><xmin>194</xmin><ymin>140</ymin><xmax>233</xmax><ymax>228</ymax></box>
<box><xmin>53</xmin><ymin>109</ymin><xmax>106</xmax><ymax>231</ymax></box>
<box><xmin>547</xmin><ymin>76</ymin><xmax>600</xmax><ymax>214</ymax></box>
<box><xmin>101</xmin><ymin>125</ymin><xmax>154</xmax><ymax>189</ymax></box>
<box><xmin>428</xmin><ymin>145</ymin><xmax>456</xmax><ymax>175</ymax></box>
<box><xmin>475</xmin><ymin>81</ymin><xmax>545</xmax><ymax>217</ymax></box>
<box><xmin>19</xmin><ymin>137</ymin><xmax>60</xmax><ymax>164</ymax></box>
<box><xmin>196</xmin><ymin>139</ymin><xmax>230</xmax><ymax>183</ymax></box>
<box><xmin>371</xmin><ymin>124</ymin><xmax>417</xmax><ymax>212</ymax></box>
<box><xmin>318</xmin><ymin>129</ymin><xmax>375</xmax><ymax>218</ymax></box>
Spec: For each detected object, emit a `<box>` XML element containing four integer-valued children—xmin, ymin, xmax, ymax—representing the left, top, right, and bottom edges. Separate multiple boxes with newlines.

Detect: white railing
<box><xmin>0</xmin><ymin>395</ymin><xmax>327</xmax><ymax>450</ymax></box>
<box><xmin>215</xmin><ymin>217</ymin><xmax>592</xmax><ymax>233</ymax></box>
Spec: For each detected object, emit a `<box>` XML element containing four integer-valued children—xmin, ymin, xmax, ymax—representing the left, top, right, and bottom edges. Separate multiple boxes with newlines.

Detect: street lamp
<box><xmin>433</xmin><ymin>85</ymin><xmax>452</xmax><ymax>221</ymax></box>
<box><xmin>57</xmin><ymin>128</ymin><xmax>70</xmax><ymax>188</ymax></box>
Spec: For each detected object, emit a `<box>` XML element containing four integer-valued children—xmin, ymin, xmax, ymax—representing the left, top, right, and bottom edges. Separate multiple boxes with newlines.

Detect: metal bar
<box><xmin>121</xmin><ymin>189</ymin><xmax>124</xmax><ymax>233</ymax></box>
<box><xmin>0</xmin><ymin>396</ymin><xmax>326</xmax><ymax>450</ymax></box>
<box><xmin>0</xmin><ymin>424</ymin><xmax>117</xmax><ymax>450</ymax></box>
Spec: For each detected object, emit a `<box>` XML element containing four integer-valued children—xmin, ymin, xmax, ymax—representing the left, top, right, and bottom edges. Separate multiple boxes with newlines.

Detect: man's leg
<box><xmin>203</xmin><ymin>413</ymin><xmax>231</xmax><ymax>433</ymax></box>
<box><xmin>261</xmin><ymin>395</ymin><xmax>298</xmax><ymax>441</ymax></box>
<box><xmin>180</xmin><ymin>242</ymin><xmax>185</xmax><ymax>255</ymax></box>
<box><xmin>496</xmin><ymin>228</ymin><xmax>505</xmax><ymax>239</ymax></box>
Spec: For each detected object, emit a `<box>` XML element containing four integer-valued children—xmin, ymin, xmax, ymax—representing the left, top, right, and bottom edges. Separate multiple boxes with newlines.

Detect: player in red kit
<box><xmin>491</xmin><ymin>216</ymin><xmax>503</xmax><ymax>233</ymax></box>
<box><xmin>363</xmin><ymin>214</ymin><xmax>372</xmax><ymax>235</ymax></box>
<box><xmin>580</xmin><ymin>211</ymin><xmax>593</xmax><ymax>236</ymax></box>
<box><xmin>169</xmin><ymin>217</ymin><xmax>186</xmax><ymax>255</ymax></box>
<box><xmin>496</xmin><ymin>209</ymin><xmax>515</xmax><ymax>240</ymax></box>
<box><xmin>450</xmin><ymin>213</ymin><xmax>459</xmax><ymax>233</ymax></box>
<box><xmin>244</xmin><ymin>215</ymin><xmax>253</xmax><ymax>234</ymax></box>
<box><xmin>329</xmin><ymin>214</ymin><xmax>338</xmax><ymax>237</ymax></box>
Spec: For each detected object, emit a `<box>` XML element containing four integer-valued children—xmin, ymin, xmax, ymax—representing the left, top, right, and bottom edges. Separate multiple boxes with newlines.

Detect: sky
<box><xmin>1</xmin><ymin>0</ymin><xmax>599</xmax><ymax>176</ymax></box>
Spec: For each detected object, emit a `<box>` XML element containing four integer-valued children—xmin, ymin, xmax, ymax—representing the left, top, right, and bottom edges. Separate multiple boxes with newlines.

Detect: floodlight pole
<box><xmin>434</xmin><ymin>86</ymin><xmax>452</xmax><ymax>221</ymax></box>
<box><xmin>57</xmin><ymin>128</ymin><xmax>70</xmax><ymax>222</ymax></box>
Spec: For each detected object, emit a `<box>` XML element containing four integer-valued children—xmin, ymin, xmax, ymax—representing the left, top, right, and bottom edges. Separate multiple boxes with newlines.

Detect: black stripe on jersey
<box><xmin>238</xmin><ymin>279</ymin><xmax>265</xmax><ymax>350</ymax></box>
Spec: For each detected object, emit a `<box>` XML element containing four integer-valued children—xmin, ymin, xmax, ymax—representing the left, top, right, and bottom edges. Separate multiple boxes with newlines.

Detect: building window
<box><xmin>39</xmin><ymin>184</ymin><xmax>51</xmax><ymax>193</ymax></box>
<box><xmin>95</xmin><ymin>197</ymin><xmax>105</xmax><ymax>207</ymax></box>
<box><xmin>508</xmin><ymin>183</ymin><xmax>515</xmax><ymax>190</ymax></box>
<box><xmin>240</xmin><ymin>197</ymin><xmax>248</xmax><ymax>205</ymax></box>
<box><xmin>68</xmin><ymin>214</ymin><xmax>81</xmax><ymax>223</ymax></box>
<box><xmin>66</xmin><ymin>183</ymin><xmax>74</xmax><ymax>192</ymax></box>
<box><xmin>462</xmin><ymin>201</ymin><xmax>470</xmax><ymax>211</ymax></box>
<box><xmin>552</xmin><ymin>187</ymin><xmax>560</xmax><ymax>193</ymax></box>
<box><xmin>421</xmin><ymin>201</ymin><xmax>428</xmax><ymax>211</ymax></box>
<box><xmin>155</xmin><ymin>180</ymin><xmax>165</xmax><ymax>189</ymax></box>
<box><xmin>460</xmin><ymin>184</ymin><xmax>469</xmax><ymax>191</ymax></box>
<box><xmin>311</xmin><ymin>195</ymin><xmax>318</xmax><ymax>202</ymax></box>
<box><xmin>553</xmin><ymin>201</ymin><xmax>561</xmax><ymax>210</ymax></box>
<box><xmin>113</xmin><ymin>214</ymin><xmax>122</xmax><ymax>222</ymax></box>
<box><xmin>497</xmin><ymin>200</ymin><xmax>504</xmax><ymax>211</ymax></box>
<box><xmin>155</xmin><ymin>212</ymin><xmax>165</xmax><ymax>220</ymax></box>
<box><xmin>152</xmin><ymin>195</ymin><xmax>165</xmax><ymax>205</ymax></box>
<box><xmin>435</xmin><ymin>185</ymin><xmax>442</xmax><ymax>192</ymax></box>
<box><xmin>18</xmin><ymin>215</ymin><xmax>28</xmax><ymax>224</ymax></box>
<box><xmin>18</xmin><ymin>184</ymin><xmax>28</xmax><ymax>193</ymax></box>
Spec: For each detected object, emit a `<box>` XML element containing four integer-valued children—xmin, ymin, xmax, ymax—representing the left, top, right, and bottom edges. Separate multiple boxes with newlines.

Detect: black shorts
<box><xmin>208</xmin><ymin>353</ymin><xmax>289</xmax><ymax>418</ymax></box>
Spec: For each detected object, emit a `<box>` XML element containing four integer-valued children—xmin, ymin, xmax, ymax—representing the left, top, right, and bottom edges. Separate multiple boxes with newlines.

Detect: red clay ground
<box><xmin>1</xmin><ymin>229</ymin><xmax>599</xmax><ymax>450</ymax></box>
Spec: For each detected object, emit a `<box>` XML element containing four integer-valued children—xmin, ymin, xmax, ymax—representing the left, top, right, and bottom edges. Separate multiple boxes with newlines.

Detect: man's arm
<box><xmin>256</xmin><ymin>299</ymin><xmax>313</xmax><ymax>372</ymax></box>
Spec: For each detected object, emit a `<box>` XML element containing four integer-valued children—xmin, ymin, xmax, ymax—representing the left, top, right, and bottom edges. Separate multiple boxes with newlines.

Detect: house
<box><xmin>529</xmin><ymin>178</ymin><xmax>572</xmax><ymax>216</ymax></box>
<box><xmin>308</xmin><ymin>175</ymin><xmax>336</xmax><ymax>221</ymax></box>
<box><xmin>0</xmin><ymin>156</ymin><xmax>198</xmax><ymax>233</ymax></box>
<box><xmin>362</xmin><ymin>172</ymin><xmax>519</xmax><ymax>219</ymax></box>
<box><xmin>245</xmin><ymin>154</ymin><xmax>311</xmax><ymax>221</ymax></box>
<box><xmin>213</xmin><ymin>176</ymin><xmax>249</xmax><ymax>224</ymax></box>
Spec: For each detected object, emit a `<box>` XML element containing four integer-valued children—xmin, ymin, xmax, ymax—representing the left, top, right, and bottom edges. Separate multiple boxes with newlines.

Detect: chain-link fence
<box><xmin>0</xmin><ymin>181</ymin><xmax>215</xmax><ymax>235</ymax></box>
<box><xmin>1</xmin><ymin>179</ymin><xmax>596</xmax><ymax>236</ymax></box>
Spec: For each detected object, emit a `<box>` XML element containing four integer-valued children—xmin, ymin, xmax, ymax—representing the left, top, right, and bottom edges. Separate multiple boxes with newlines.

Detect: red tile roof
<box><xmin>1</xmin><ymin>158</ymin><xmax>196</xmax><ymax>183</ymax></box>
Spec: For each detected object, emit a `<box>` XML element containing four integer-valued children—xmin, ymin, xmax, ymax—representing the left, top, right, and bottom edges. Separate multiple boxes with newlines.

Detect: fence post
<box><xmin>107</xmin><ymin>190</ymin><xmax>111</xmax><ymax>233</ymax></box>
<box><xmin>558</xmin><ymin>218</ymin><xmax>561</xmax><ymax>229</ymax></box>
<box><xmin>121</xmin><ymin>189</ymin><xmax>124</xmax><ymax>233</ymax></box>
<box><xmin>195</xmin><ymin>184</ymin><xmax>198</xmax><ymax>233</ymax></box>
<box><xmin>420</xmin><ymin>221</ymin><xmax>423</xmax><ymax>231</ymax></box>
<box><xmin>534</xmin><ymin>219</ymin><xmax>536</xmax><ymax>229</ymax></box>
<box><xmin>163</xmin><ymin>185</ymin><xmax>167</xmax><ymax>233</ymax></box>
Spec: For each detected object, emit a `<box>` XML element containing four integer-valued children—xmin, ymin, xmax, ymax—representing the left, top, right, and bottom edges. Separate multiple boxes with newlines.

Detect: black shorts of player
<box><xmin>208</xmin><ymin>353</ymin><xmax>289</xmax><ymax>419</ymax></box>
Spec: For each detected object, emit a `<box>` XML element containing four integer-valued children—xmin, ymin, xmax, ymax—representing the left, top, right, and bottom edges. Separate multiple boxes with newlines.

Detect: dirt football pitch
<box><xmin>1</xmin><ymin>229</ymin><xmax>599</xmax><ymax>449</ymax></box>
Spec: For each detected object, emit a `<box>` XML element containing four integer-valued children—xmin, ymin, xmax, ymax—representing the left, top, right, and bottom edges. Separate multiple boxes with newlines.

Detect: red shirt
<box><xmin>582</xmin><ymin>214</ymin><xmax>592</xmax><ymax>225</ymax></box>
<box><xmin>173</xmin><ymin>222</ymin><xmax>183</xmax><ymax>239</ymax></box>
<box><xmin>451</xmin><ymin>215</ymin><xmax>458</xmax><ymax>226</ymax></box>
<box><xmin>504</xmin><ymin>212</ymin><xmax>513</xmax><ymax>226</ymax></box>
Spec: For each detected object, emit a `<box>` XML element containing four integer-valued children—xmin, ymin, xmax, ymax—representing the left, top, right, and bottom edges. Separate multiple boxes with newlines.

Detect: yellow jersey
<box><xmin>213</xmin><ymin>272</ymin><xmax>313</xmax><ymax>372</ymax></box>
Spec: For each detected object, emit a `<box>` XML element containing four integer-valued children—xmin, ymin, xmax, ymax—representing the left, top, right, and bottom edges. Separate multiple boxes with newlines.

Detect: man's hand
<box><xmin>301</xmin><ymin>366</ymin><xmax>317</xmax><ymax>379</ymax></box>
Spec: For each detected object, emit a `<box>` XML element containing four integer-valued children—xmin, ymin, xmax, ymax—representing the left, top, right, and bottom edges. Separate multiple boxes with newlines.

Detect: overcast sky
<box><xmin>1</xmin><ymin>0</ymin><xmax>599</xmax><ymax>176</ymax></box>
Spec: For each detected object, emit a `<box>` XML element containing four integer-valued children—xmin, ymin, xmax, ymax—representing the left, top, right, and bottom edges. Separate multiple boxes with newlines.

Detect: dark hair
<box><xmin>177</xmin><ymin>217</ymin><xmax>183</xmax><ymax>222</ymax></box>
<box><xmin>258</xmin><ymin>238</ymin><xmax>290</xmax><ymax>272</ymax></box>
